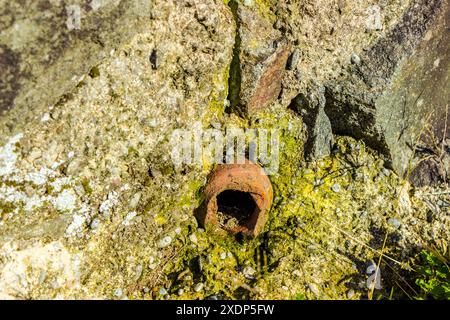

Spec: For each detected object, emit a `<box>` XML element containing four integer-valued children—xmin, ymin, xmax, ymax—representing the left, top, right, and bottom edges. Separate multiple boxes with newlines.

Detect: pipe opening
<box><xmin>216</xmin><ymin>190</ymin><xmax>257</xmax><ymax>230</ymax></box>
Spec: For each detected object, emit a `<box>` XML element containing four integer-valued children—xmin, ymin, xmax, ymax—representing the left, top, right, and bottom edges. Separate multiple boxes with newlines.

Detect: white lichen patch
<box><xmin>0</xmin><ymin>133</ymin><xmax>23</xmax><ymax>178</ymax></box>
<box><xmin>25</xmin><ymin>167</ymin><xmax>56</xmax><ymax>186</ymax></box>
<box><xmin>24</xmin><ymin>195</ymin><xmax>44</xmax><ymax>212</ymax></box>
<box><xmin>0</xmin><ymin>241</ymin><xmax>83</xmax><ymax>299</ymax></box>
<box><xmin>0</xmin><ymin>133</ymin><xmax>93</xmax><ymax>232</ymax></box>
<box><xmin>122</xmin><ymin>211</ymin><xmax>137</xmax><ymax>226</ymax></box>
<box><xmin>0</xmin><ymin>185</ymin><xmax>42</xmax><ymax>213</ymax></box>
<box><xmin>52</xmin><ymin>189</ymin><xmax>77</xmax><ymax>213</ymax></box>
<box><xmin>65</xmin><ymin>213</ymin><xmax>87</xmax><ymax>237</ymax></box>
<box><xmin>50</xmin><ymin>177</ymin><xmax>73</xmax><ymax>193</ymax></box>
<box><xmin>99</xmin><ymin>191</ymin><xmax>119</xmax><ymax>216</ymax></box>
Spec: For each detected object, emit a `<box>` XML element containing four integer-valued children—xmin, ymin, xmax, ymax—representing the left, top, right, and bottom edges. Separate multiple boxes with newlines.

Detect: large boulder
<box><xmin>324</xmin><ymin>0</ymin><xmax>449</xmax><ymax>178</ymax></box>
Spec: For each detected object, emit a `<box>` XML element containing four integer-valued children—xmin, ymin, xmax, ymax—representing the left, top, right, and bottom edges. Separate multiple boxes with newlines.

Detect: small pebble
<box><xmin>433</xmin><ymin>58</ymin><xmax>441</xmax><ymax>68</ymax></box>
<box><xmin>129</xmin><ymin>192</ymin><xmax>141</xmax><ymax>209</ymax></box>
<box><xmin>194</xmin><ymin>283</ymin><xmax>204</xmax><ymax>292</ymax></box>
<box><xmin>178</xmin><ymin>288</ymin><xmax>185</xmax><ymax>296</ymax></box>
<box><xmin>41</xmin><ymin>113</ymin><xmax>51</xmax><ymax>122</ymax></box>
<box><xmin>147</xmin><ymin>118</ymin><xmax>158</xmax><ymax>128</ymax></box>
<box><xmin>331</xmin><ymin>183</ymin><xmax>341</xmax><ymax>193</ymax></box>
<box><xmin>38</xmin><ymin>271</ymin><xmax>47</xmax><ymax>284</ymax></box>
<box><xmin>347</xmin><ymin>289</ymin><xmax>355</xmax><ymax>299</ymax></box>
<box><xmin>387</xmin><ymin>218</ymin><xmax>401</xmax><ymax>229</ymax></box>
<box><xmin>287</xmin><ymin>48</ymin><xmax>301</xmax><ymax>70</ymax></box>
<box><xmin>437</xmin><ymin>200</ymin><xmax>449</xmax><ymax>207</ymax></box>
<box><xmin>113</xmin><ymin>288</ymin><xmax>123</xmax><ymax>297</ymax></box>
<box><xmin>90</xmin><ymin>218</ymin><xmax>100</xmax><ymax>230</ymax></box>
<box><xmin>158</xmin><ymin>236</ymin><xmax>172</xmax><ymax>248</ymax></box>
<box><xmin>366</xmin><ymin>263</ymin><xmax>377</xmax><ymax>274</ymax></box>
<box><xmin>134</xmin><ymin>264</ymin><xmax>143</xmax><ymax>280</ymax></box>
<box><xmin>308</xmin><ymin>283</ymin><xmax>320</xmax><ymax>297</ymax></box>
<box><xmin>189</xmin><ymin>233</ymin><xmax>198</xmax><ymax>244</ymax></box>
<box><xmin>159</xmin><ymin>288</ymin><xmax>168</xmax><ymax>295</ymax></box>
<box><xmin>243</xmin><ymin>267</ymin><xmax>256</xmax><ymax>279</ymax></box>
<box><xmin>351</xmin><ymin>53</ymin><xmax>361</xmax><ymax>65</ymax></box>
<box><xmin>382</xmin><ymin>168</ymin><xmax>391</xmax><ymax>177</ymax></box>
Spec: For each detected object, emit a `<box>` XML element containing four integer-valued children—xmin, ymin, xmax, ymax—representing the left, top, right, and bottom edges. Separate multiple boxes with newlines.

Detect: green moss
<box><xmin>81</xmin><ymin>178</ymin><xmax>93</xmax><ymax>195</ymax></box>
<box><xmin>0</xmin><ymin>201</ymin><xmax>16</xmax><ymax>218</ymax></box>
<box><xmin>155</xmin><ymin>101</ymin><xmax>412</xmax><ymax>299</ymax></box>
<box><xmin>253</xmin><ymin>0</ymin><xmax>277</xmax><ymax>22</ymax></box>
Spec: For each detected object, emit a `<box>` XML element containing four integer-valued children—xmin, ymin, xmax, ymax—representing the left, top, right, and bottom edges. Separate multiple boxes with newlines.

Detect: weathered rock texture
<box><xmin>0</xmin><ymin>0</ymin><xmax>235</xmax><ymax>299</ymax></box>
<box><xmin>0</xmin><ymin>0</ymin><xmax>152</xmax><ymax>124</ymax></box>
<box><xmin>289</xmin><ymin>83</ymin><xmax>333</xmax><ymax>159</ymax></box>
<box><xmin>0</xmin><ymin>0</ymin><xmax>448</xmax><ymax>300</ymax></box>
<box><xmin>228</xmin><ymin>0</ymin><xmax>290</xmax><ymax>115</ymax></box>
<box><xmin>324</xmin><ymin>0</ymin><xmax>449</xmax><ymax>177</ymax></box>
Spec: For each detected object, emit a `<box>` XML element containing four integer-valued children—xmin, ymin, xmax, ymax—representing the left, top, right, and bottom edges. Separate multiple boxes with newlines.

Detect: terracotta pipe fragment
<box><xmin>196</xmin><ymin>161</ymin><xmax>273</xmax><ymax>237</ymax></box>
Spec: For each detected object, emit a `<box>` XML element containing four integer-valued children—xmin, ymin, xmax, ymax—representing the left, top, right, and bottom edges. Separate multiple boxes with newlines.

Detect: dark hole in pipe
<box><xmin>216</xmin><ymin>190</ymin><xmax>257</xmax><ymax>230</ymax></box>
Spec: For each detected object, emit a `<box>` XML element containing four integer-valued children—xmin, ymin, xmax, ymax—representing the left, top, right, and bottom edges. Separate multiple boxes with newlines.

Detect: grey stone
<box><xmin>308</xmin><ymin>283</ymin><xmax>320</xmax><ymax>297</ymax></box>
<box><xmin>159</xmin><ymin>288</ymin><xmax>168</xmax><ymax>295</ymax></box>
<box><xmin>243</xmin><ymin>266</ymin><xmax>256</xmax><ymax>279</ymax></box>
<box><xmin>290</xmin><ymin>84</ymin><xmax>333</xmax><ymax>160</ymax></box>
<box><xmin>350</xmin><ymin>53</ymin><xmax>361</xmax><ymax>65</ymax></box>
<box><xmin>113</xmin><ymin>288</ymin><xmax>123</xmax><ymax>297</ymax></box>
<box><xmin>0</xmin><ymin>0</ymin><xmax>153</xmax><ymax>126</ymax></box>
<box><xmin>331</xmin><ymin>183</ymin><xmax>341</xmax><ymax>193</ymax></box>
<box><xmin>388</xmin><ymin>217</ymin><xmax>401</xmax><ymax>229</ymax></box>
<box><xmin>90</xmin><ymin>218</ymin><xmax>100</xmax><ymax>231</ymax></box>
<box><xmin>324</xmin><ymin>0</ymin><xmax>449</xmax><ymax>180</ymax></box>
<box><xmin>287</xmin><ymin>48</ymin><xmax>301</xmax><ymax>70</ymax></box>
<box><xmin>194</xmin><ymin>283</ymin><xmax>204</xmax><ymax>292</ymax></box>
<box><xmin>158</xmin><ymin>236</ymin><xmax>172</xmax><ymax>248</ymax></box>
<box><xmin>347</xmin><ymin>289</ymin><xmax>355</xmax><ymax>299</ymax></box>
<box><xmin>134</xmin><ymin>264</ymin><xmax>143</xmax><ymax>281</ymax></box>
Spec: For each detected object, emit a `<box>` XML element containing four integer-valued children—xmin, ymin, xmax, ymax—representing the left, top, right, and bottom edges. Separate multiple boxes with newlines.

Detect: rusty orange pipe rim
<box><xmin>196</xmin><ymin>161</ymin><xmax>273</xmax><ymax>237</ymax></box>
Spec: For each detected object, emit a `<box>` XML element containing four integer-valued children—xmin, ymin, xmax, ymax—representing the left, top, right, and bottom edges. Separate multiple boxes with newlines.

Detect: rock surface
<box><xmin>324</xmin><ymin>0</ymin><xmax>449</xmax><ymax>177</ymax></box>
<box><xmin>0</xmin><ymin>0</ymin><xmax>152</xmax><ymax>123</ymax></box>
<box><xmin>228</xmin><ymin>0</ymin><xmax>290</xmax><ymax>114</ymax></box>
<box><xmin>0</xmin><ymin>0</ymin><xmax>448</xmax><ymax>300</ymax></box>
